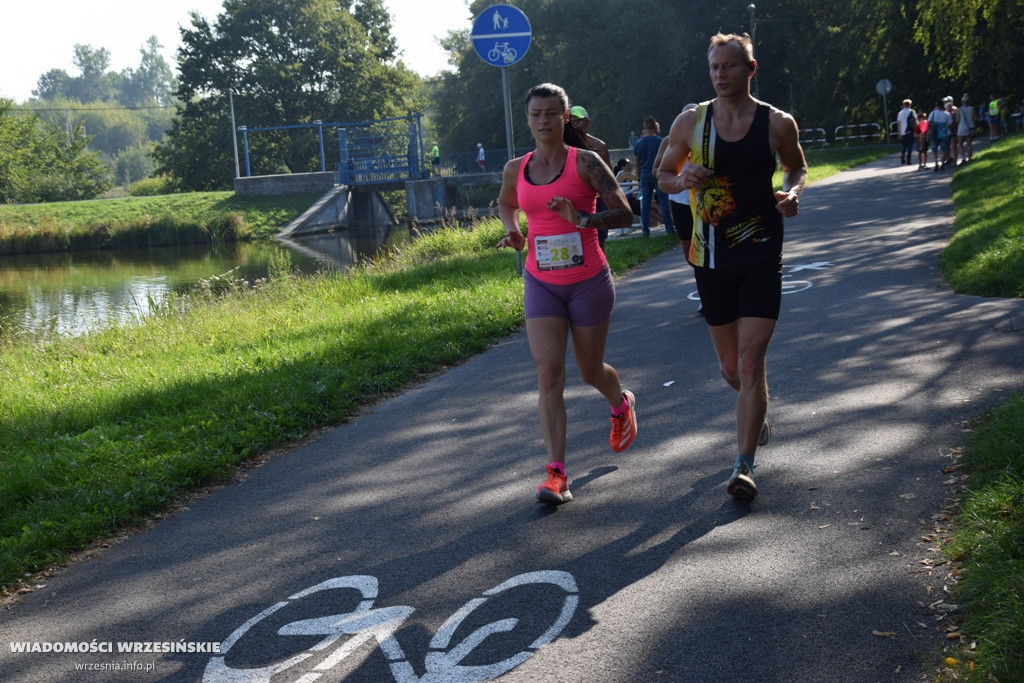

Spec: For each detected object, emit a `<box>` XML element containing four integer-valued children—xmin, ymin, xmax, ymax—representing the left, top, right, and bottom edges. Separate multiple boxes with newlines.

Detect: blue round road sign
<box><xmin>471</xmin><ymin>4</ymin><xmax>531</xmax><ymax>67</ymax></box>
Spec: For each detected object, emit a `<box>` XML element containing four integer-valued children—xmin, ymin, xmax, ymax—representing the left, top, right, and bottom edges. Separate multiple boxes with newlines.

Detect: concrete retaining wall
<box><xmin>233</xmin><ymin>172</ymin><xmax>337</xmax><ymax>196</ymax></box>
<box><xmin>405</xmin><ymin>172</ymin><xmax>502</xmax><ymax>225</ymax></box>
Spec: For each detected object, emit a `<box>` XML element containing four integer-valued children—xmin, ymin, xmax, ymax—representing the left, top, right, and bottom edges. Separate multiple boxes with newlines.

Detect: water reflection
<box><xmin>0</xmin><ymin>224</ymin><xmax>409</xmax><ymax>339</ymax></box>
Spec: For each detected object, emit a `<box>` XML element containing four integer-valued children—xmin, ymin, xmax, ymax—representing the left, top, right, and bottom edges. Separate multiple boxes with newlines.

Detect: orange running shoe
<box><xmin>609</xmin><ymin>390</ymin><xmax>637</xmax><ymax>452</ymax></box>
<box><xmin>536</xmin><ymin>464</ymin><xmax>573</xmax><ymax>505</ymax></box>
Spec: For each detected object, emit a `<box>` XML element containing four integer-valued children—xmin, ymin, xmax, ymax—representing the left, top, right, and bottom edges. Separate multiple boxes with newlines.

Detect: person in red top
<box><xmin>496</xmin><ymin>82</ymin><xmax>636</xmax><ymax>505</ymax></box>
<box><xmin>915</xmin><ymin>112</ymin><xmax>929</xmax><ymax>170</ymax></box>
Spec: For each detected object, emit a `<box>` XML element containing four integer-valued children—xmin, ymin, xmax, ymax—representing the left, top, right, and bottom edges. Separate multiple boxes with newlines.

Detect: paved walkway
<box><xmin>2</xmin><ymin>150</ymin><xmax>1023</xmax><ymax>683</ymax></box>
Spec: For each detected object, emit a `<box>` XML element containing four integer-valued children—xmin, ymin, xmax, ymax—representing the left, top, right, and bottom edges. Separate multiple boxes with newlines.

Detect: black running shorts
<box><xmin>692</xmin><ymin>257</ymin><xmax>783</xmax><ymax>326</ymax></box>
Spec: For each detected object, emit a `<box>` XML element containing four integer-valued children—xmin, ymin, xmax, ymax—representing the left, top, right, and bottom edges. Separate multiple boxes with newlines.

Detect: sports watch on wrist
<box><xmin>576</xmin><ymin>210</ymin><xmax>591</xmax><ymax>229</ymax></box>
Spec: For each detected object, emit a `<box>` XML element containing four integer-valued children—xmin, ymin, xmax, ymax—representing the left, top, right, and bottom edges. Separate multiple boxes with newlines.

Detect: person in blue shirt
<box><xmin>632</xmin><ymin>117</ymin><xmax>675</xmax><ymax>237</ymax></box>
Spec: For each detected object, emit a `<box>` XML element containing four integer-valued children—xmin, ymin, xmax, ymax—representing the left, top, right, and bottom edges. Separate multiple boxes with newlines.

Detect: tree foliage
<box><xmin>32</xmin><ymin>39</ymin><xmax>178</xmax><ymax>109</ymax></box>
<box><xmin>154</xmin><ymin>0</ymin><xmax>424</xmax><ymax>191</ymax></box>
<box><xmin>0</xmin><ymin>100</ymin><xmax>113</xmax><ymax>204</ymax></box>
<box><xmin>429</xmin><ymin>0</ymin><xmax>1022</xmax><ymax>155</ymax></box>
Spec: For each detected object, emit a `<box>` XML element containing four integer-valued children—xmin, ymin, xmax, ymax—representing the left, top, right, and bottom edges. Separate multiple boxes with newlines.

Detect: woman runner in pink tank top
<box><xmin>496</xmin><ymin>83</ymin><xmax>637</xmax><ymax>506</ymax></box>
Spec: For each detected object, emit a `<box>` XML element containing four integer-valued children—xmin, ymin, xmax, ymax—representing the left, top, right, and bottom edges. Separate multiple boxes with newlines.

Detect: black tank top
<box><xmin>692</xmin><ymin>102</ymin><xmax>782</xmax><ymax>269</ymax></box>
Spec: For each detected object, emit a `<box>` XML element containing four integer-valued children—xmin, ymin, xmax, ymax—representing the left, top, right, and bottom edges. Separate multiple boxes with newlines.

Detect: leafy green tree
<box><xmin>31</xmin><ymin>38</ymin><xmax>176</xmax><ymax>108</ymax></box>
<box><xmin>0</xmin><ymin>99</ymin><xmax>112</xmax><ymax>203</ymax></box>
<box><xmin>119</xmin><ymin>37</ymin><xmax>178</xmax><ymax>108</ymax></box>
<box><xmin>113</xmin><ymin>143</ymin><xmax>157</xmax><ymax>186</ymax></box>
<box><xmin>32</xmin><ymin>69</ymin><xmax>73</xmax><ymax>101</ymax></box>
<box><xmin>915</xmin><ymin>0</ymin><xmax>1024</xmax><ymax>97</ymax></box>
<box><xmin>0</xmin><ymin>100</ymin><xmax>35</xmax><ymax>202</ymax></box>
<box><xmin>432</xmin><ymin>0</ymin><xmax>743</xmax><ymax>156</ymax></box>
<box><xmin>155</xmin><ymin>0</ymin><xmax>423</xmax><ymax>191</ymax></box>
<box><xmin>429</xmin><ymin>0</ymin><xmax>1021</xmax><ymax>152</ymax></box>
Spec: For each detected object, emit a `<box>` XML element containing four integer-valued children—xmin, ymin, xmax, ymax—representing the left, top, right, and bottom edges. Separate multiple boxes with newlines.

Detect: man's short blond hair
<box><xmin>708</xmin><ymin>33</ymin><xmax>754</xmax><ymax>65</ymax></box>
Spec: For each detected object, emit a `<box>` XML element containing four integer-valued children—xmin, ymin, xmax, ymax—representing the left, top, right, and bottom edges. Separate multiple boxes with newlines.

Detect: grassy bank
<box><xmin>0</xmin><ymin>192</ymin><xmax>319</xmax><ymax>255</ymax></box>
<box><xmin>936</xmin><ymin>134</ymin><xmax>1024</xmax><ymax>682</ymax></box>
<box><xmin>942</xmin><ymin>139</ymin><xmax>1024</xmax><ymax>296</ymax></box>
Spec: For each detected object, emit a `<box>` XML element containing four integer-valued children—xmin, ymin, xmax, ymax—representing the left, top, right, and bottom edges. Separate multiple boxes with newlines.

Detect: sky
<box><xmin>0</xmin><ymin>0</ymin><xmax>472</xmax><ymax>102</ymax></box>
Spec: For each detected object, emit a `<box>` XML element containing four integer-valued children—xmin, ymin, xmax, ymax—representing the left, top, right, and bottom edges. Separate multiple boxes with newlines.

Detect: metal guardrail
<box><xmin>834</xmin><ymin>123</ymin><xmax>882</xmax><ymax>142</ymax></box>
<box><xmin>799</xmin><ymin>128</ymin><xmax>827</xmax><ymax>144</ymax></box>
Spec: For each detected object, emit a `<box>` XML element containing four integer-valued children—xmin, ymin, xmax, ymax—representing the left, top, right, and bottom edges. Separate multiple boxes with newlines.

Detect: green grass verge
<box><xmin>0</xmin><ymin>192</ymin><xmax>320</xmax><ymax>254</ymax></box>
<box><xmin>937</xmin><ymin>135</ymin><xmax>1024</xmax><ymax>681</ymax></box>
<box><xmin>942</xmin><ymin>136</ymin><xmax>1024</xmax><ymax>297</ymax></box>
<box><xmin>943</xmin><ymin>393</ymin><xmax>1024</xmax><ymax>681</ymax></box>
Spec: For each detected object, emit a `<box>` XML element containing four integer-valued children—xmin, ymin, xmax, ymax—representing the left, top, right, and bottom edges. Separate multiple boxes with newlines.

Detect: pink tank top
<box><xmin>518</xmin><ymin>146</ymin><xmax>606</xmax><ymax>284</ymax></box>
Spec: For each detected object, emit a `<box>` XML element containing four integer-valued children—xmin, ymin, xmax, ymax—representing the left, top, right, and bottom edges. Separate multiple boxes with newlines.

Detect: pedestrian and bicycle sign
<box><xmin>471</xmin><ymin>4</ymin><xmax>531</xmax><ymax>67</ymax></box>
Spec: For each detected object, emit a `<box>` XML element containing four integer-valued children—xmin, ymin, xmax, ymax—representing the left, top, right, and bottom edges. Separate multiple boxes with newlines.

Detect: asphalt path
<box><xmin>3</xmin><ymin>152</ymin><xmax>1024</xmax><ymax>683</ymax></box>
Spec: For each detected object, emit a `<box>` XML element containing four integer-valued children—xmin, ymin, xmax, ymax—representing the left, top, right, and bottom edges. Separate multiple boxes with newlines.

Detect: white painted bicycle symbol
<box><xmin>204</xmin><ymin>570</ymin><xmax>578</xmax><ymax>682</ymax></box>
<box><xmin>487</xmin><ymin>42</ymin><xmax>518</xmax><ymax>64</ymax></box>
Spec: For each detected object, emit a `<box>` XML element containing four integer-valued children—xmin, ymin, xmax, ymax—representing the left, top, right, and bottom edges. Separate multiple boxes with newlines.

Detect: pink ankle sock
<box><xmin>611</xmin><ymin>395</ymin><xmax>629</xmax><ymax>417</ymax></box>
<box><xmin>548</xmin><ymin>461</ymin><xmax>565</xmax><ymax>475</ymax></box>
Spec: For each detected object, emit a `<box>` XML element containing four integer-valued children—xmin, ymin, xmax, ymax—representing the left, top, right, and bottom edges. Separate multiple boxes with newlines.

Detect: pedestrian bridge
<box><xmin>233</xmin><ymin>171</ymin><xmax>503</xmax><ymax>239</ymax></box>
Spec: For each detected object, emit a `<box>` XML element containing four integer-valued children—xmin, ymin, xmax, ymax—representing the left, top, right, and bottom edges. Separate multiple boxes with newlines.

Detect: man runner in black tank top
<box><xmin>657</xmin><ymin>32</ymin><xmax>807</xmax><ymax>503</ymax></box>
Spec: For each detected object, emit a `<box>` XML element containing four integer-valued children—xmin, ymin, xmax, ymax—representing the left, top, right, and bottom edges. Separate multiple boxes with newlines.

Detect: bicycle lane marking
<box><xmin>203</xmin><ymin>570</ymin><xmax>578</xmax><ymax>683</ymax></box>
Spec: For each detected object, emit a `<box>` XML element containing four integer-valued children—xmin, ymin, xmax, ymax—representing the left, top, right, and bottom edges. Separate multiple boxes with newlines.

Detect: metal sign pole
<box><xmin>471</xmin><ymin>4</ymin><xmax>532</xmax><ymax>277</ymax></box>
<box><xmin>501</xmin><ymin>66</ymin><xmax>522</xmax><ymax>275</ymax></box>
<box><xmin>229</xmin><ymin>91</ymin><xmax>240</xmax><ymax>179</ymax></box>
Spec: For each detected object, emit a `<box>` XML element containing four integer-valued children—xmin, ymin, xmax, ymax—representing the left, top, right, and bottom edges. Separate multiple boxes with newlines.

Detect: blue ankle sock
<box><xmin>734</xmin><ymin>454</ymin><xmax>755</xmax><ymax>470</ymax></box>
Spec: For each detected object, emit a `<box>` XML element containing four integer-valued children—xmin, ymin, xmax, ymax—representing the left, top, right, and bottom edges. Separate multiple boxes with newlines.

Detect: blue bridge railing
<box><xmin>237</xmin><ymin>114</ymin><xmax>426</xmax><ymax>185</ymax></box>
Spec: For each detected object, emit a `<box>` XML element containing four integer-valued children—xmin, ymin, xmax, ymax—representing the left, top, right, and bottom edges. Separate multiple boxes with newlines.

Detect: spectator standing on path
<box><xmin>431</xmin><ymin>142</ymin><xmax>441</xmax><ymax>176</ymax></box>
<box><xmin>988</xmin><ymin>93</ymin><xmax>1002</xmax><ymax>140</ymax></box>
<box><xmin>571</xmin><ymin>105</ymin><xmax>613</xmax><ymax>250</ymax></box>
<box><xmin>915</xmin><ymin>112</ymin><xmax>930</xmax><ymax>170</ymax></box>
<box><xmin>945</xmin><ymin>97</ymin><xmax>960</xmax><ymax>166</ymax></box>
<box><xmin>628</xmin><ymin>130</ymin><xmax>639</xmax><ymax>149</ymax></box>
<box><xmin>897</xmin><ymin>99</ymin><xmax>916</xmax><ymax>165</ymax></box>
<box><xmin>957</xmin><ymin>94</ymin><xmax>976</xmax><ymax>164</ymax></box>
<box><xmin>657</xmin><ymin>32</ymin><xmax>807</xmax><ymax>503</ymax></box>
<box><xmin>495</xmin><ymin>82</ymin><xmax>637</xmax><ymax>506</ymax></box>
<box><xmin>633</xmin><ymin>117</ymin><xmax>676</xmax><ymax>237</ymax></box>
<box><xmin>928</xmin><ymin>99</ymin><xmax>953</xmax><ymax>171</ymax></box>
<box><xmin>476</xmin><ymin>143</ymin><xmax>486</xmax><ymax>171</ymax></box>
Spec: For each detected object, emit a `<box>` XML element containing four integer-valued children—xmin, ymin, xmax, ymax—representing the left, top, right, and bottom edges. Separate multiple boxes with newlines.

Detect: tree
<box><xmin>120</xmin><ymin>37</ymin><xmax>178</xmax><ymax>108</ymax></box>
<box><xmin>428</xmin><ymin>0</ymin><xmax>1021</xmax><ymax>152</ymax></box>
<box><xmin>432</xmin><ymin>0</ymin><xmax>732</xmax><ymax>155</ymax></box>
<box><xmin>155</xmin><ymin>0</ymin><xmax>424</xmax><ymax>191</ymax></box>
<box><xmin>915</xmin><ymin>0</ymin><xmax>1024</xmax><ymax>97</ymax></box>
<box><xmin>32</xmin><ymin>44</ymin><xmax>119</xmax><ymax>104</ymax></box>
<box><xmin>0</xmin><ymin>99</ymin><xmax>112</xmax><ymax>203</ymax></box>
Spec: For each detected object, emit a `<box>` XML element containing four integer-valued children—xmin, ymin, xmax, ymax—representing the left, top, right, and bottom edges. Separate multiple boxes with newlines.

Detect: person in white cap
<box><xmin>476</xmin><ymin>143</ymin><xmax>486</xmax><ymax>172</ymax></box>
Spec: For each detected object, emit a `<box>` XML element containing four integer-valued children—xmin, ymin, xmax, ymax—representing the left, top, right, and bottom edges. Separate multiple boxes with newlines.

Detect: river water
<box><xmin>0</xmin><ymin>226</ymin><xmax>409</xmax><ymax>339</ymax></box>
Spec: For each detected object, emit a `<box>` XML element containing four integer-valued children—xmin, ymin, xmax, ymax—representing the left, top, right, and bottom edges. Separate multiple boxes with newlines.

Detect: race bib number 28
<box><xmin>535</xmin><ymin>232</ymin><xmax>584</xmax><ymax>271</ymax></box>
